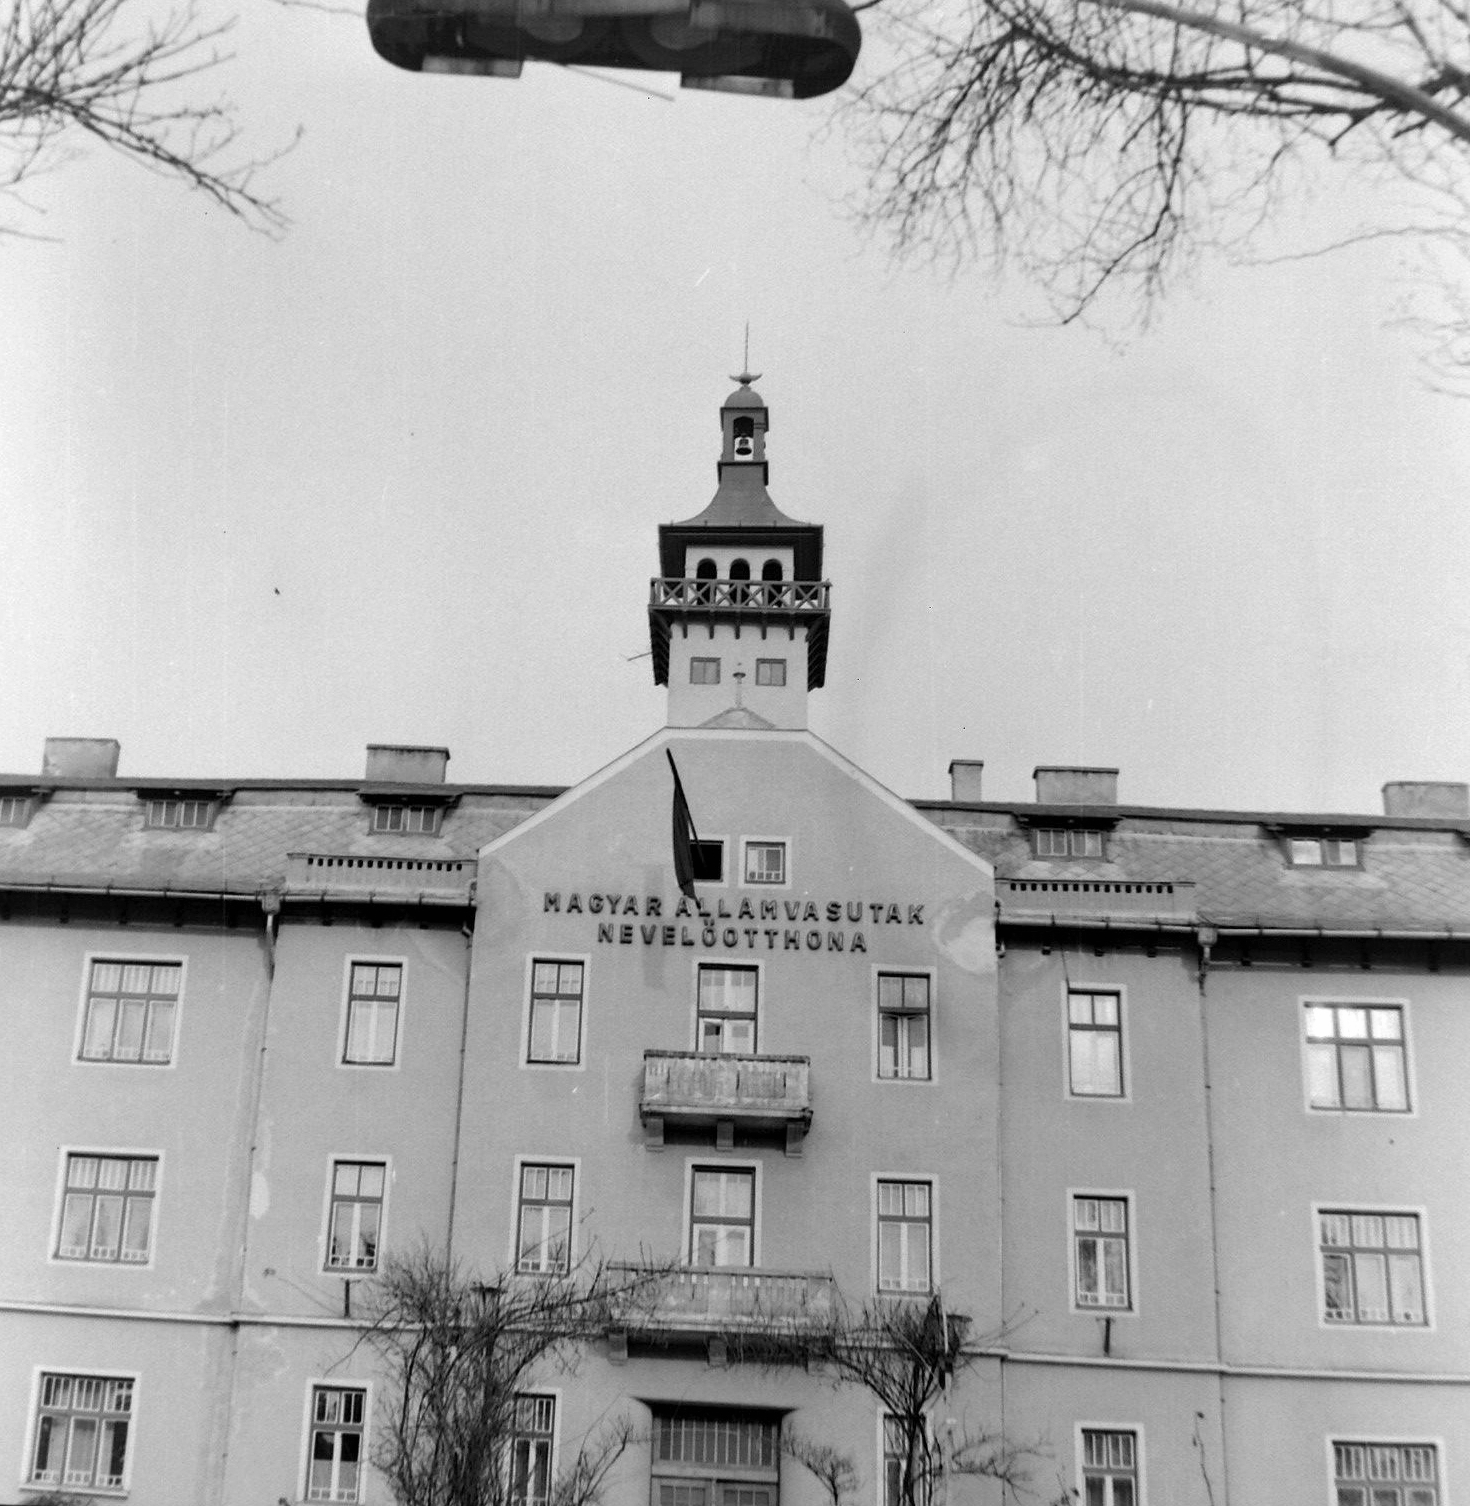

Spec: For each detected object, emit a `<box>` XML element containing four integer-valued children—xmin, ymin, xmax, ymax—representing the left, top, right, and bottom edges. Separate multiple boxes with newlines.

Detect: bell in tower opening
<box><xmin>733</xmin><ymin>416</ymin><xmax>755</xmax><ymax>459</ymax></box>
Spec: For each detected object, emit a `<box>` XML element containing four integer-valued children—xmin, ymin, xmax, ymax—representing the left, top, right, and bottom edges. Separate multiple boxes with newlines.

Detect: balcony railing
<box><xmin>608</xmin><ymin>1264</ymin><xmax>836</xmax><ymax>1349</ymax></box>
<box><xmin>650</xmin><ymin>578</ymin><xmax>830</xmax><ymax>613</ymax></box>
<box><xmin>640</xmin><ymin>1050</ymin><xmax>812</xmax><ymax>1152</ymax></box>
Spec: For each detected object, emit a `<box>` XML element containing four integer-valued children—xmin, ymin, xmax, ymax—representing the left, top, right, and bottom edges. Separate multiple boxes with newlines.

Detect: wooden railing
<box><xmin>650</xmin><ymin>578</ymin><xmax>830</xmax><ymax>612</ymax></box>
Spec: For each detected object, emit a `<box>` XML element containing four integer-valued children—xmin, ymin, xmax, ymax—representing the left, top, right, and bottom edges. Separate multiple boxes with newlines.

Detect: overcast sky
<box><xmin>2</xmin><ymin>1</ymin><xmax>1468</xmax><ymax>814</ymax></box>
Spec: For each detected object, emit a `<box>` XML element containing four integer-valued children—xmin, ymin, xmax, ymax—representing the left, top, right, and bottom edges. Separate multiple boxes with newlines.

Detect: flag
<box><xmin>668</xmin><ymin>750</ymin><xmax>700</xmax><ymax>899</ymax></box>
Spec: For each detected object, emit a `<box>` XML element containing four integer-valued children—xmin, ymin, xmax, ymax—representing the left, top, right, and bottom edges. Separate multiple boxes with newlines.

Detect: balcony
<box><xmin>607</xmin><ymin>1264</ymin><xmax>837</xmax><ymax>1358</ymax></box>
<box><xmin>647</xmin><ymin>577</ymin><xmax>831</xmax><ymax>689</ymax></box>
<box><xmin>640</xmin><ymin>1050</ymin><xmax>812</xmax><ymax>1154</ymax></box>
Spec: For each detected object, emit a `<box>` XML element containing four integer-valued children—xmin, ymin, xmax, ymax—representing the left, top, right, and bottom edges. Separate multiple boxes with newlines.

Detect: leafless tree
<box><xmin>850</xmin><ymin>0</ymin><xmax>1470</xmax><ymax>364</ymax></box>
<box><xmin>355</xmin><ymin>1247</ymin><xmax>655</xmax><ymax>1506</ymax></box>
<box><xmin>0</xmin><ymin>0</ymin><xmax>290</xmax><ymax>233</ymax></box>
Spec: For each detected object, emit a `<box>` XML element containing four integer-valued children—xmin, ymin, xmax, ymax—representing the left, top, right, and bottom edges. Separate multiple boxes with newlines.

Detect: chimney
<box><xmin>365</xmin><ymin>744</ymin><xmax>450</xmax><ymax>784</ymax></box>
<box><xmin>1034</xmin><ymin>765</ymin><xmax>1118</xmax><ymax>805</ymax></box>
<box><xmin>1382</xmin><ymin>781</ymin><xmax>1469</xmax><ymax>819</ymax></box>
<box><xmin>948</xmin><ymin>760</ymin><xmax>984</xmax><ymax>803</ymax></box>
<box><xmin>43</xmin><ymin>737</ymin><xmax>121</xmax><ymax>779</ymax></box>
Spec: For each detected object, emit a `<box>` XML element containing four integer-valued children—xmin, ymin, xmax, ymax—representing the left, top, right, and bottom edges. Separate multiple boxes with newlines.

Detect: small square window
<box><xmin>343</xmin><ymin>962</ymin><xmax>402</xmax><ymax>1066</ymax></box>
<box><xmin>1073</xmin><ymin>1195</ymin><xmax>1131</xmax><ymax>1310</ymax></box>
<box><xmin>371</xmin><ymin>803</ymin><xmax>442</xmax><ymax>835</ymax></box>
<box><xmin>1333</xmin><ymin>1441</ymin><xmax>1438</xmax><ymax>1505</ymax></box>
<box><xmin>80</xmin><ymin>959</ymin><xmax>181</xmax><ymax>1064</ymax></box>
<box><xmin>1305</xmin><ymin>1003</ymin><xmax>1409</xmax><ymax>1111</ymax></box>
<box><xmin>517</xmin><ymin>1163</ymin><xmax>574</xmax><ymax>1274</ymax></box>
<box><xmin>754</xmin><ymin>659</ymin><xmax>786</xmax><ymax>687</ymax></box>
<box><xmin>877</xmin><ymin>1179</ymin><xmax>932</xmax><ymax>1293</ymax></box>
<box><xmin>307</xmin><ymin>1385</ymin><xmax>366</xmax><ymax>1502</ymax></box>
<box><xmin>1067</xmin><ymin>989</ymin><xmax>1124</xmax><ymax>1098</ymax></box>
<box><xmin>0</xmin><ymin>793</ymin><xmax>33</xmax><ymax>827</ymax></box>
<box><xmin>878</xmin><ymin>974</ymin><xmax>931</xmax><ymax>1081</ymax></box>
<box><xmin>1034</xmin><ymin>828</ymin><xmax>1104</xmax><ymax>859</ymax></box>
<box><xmin>1081</xmin><ymin>1430</ymin><xmax>1138</xmax><ymax>1506</ymax></box>
<box><xmin>145</xmin><ymin>797</ymin><xmax>216</xmax><ymax>830</ymax></box>
<box><xmin>57</xmin><ymin>1154</ymin><xmax>158</xmax><ymax>1264</ymax></box>
<box><xmin>326</xmin><ymin>1161</ymin><xmax>385</xmax><ymax>1271</ymax></box>
<box><xmin>1286</xmin><ymin>836</ymin><xmax>1360</xmax><ymax>867</ymax></box>
<box><xmin>690</xmin><ymin>1166</ymin><xmax>756</xmax><ymax>1267</ymax></box>
<box><xmin>743</xmin><ymin>841</ymin><xmax>786</xmax><ymax>885</ymax></box>
<box><xmin>690</xmin><ymin>658</ymin><xmax>721</xmax><ymax>685</ymax></box>
<box><xmin>1320</xmin><ymin>1209</ymin><xmax>1426</xmax><ymax>1326</ymax></box>
<box><xmin>690</xmin><ymin>840</ymin><xmax>724</xmax><ymax>883</ymax></box>
<box><xmin>528</xmin><ymin>960</ymin><xmax>584</xmax><ymax>1065</ymax></box>
<box><xmin>29</xmin><ymin>1373</ymin><xmax>133</xmax><ymax>1491</ymax></box>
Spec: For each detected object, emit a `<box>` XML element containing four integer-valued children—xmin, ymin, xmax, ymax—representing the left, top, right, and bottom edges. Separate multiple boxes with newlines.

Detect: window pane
<box><xmin>1340</xmin><ymin>1046</ymin><xmax>1373</xmax><ymax>1108</ymax></box>
<box><xmin>1389</xmin><ymin>1253</ymin><xmax>1425</xmax><ymax>1323</ymax></box>
<box><xmin>90</xmin><ymin>1197</ymin><xmax>122</xmax><ymax>1259</ymax></box>
<box><xmin>1307</xmin><ymin>1043</ymin><xmax>1340</xmax><ymax>1107</ymax></box>
<box><xmin>1373</xmin><ymin>1046</ymin><xmax>1408</xmax><ymax>1110</ymax></box>
<box><xmin>143</xmin><ymin>1001</ymin><xmax>176</xmax><ymax>1061</ymax></box>
<box><xmin>1323</xmin><ymin>1252</ymin><xmax>1353</xmax><ymax>1320</ymax></box>
<box><xmin>1338</xmin><ymin>1008</ymin><xmax>1369</xmax><ymax>1038</ymax></box>
<box><xmin>1354</xmin><ymin>1252</ymin><xmax>1389</xmax><ymax>1321</ymax></box>
<box><xmin>114</xmin><ymin>1000</ymin><xmax>145</xmax><ymax>1060</ymax></box>
<box><xmin>82</xmin><ymin>999</ymin><xmax>117</xmax><ymax>1059</ymax></box>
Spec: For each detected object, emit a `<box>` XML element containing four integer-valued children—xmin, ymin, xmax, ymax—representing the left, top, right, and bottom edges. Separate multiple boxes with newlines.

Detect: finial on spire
<box><xmin>731</xmin><ymin>322</ymin><xmax>761</xmax><ymax>386</ymax></box>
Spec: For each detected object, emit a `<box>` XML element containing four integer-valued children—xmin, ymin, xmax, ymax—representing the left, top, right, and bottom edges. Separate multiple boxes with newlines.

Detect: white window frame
<box><xmin>872</xmin><ymin>1174</ymin><xmax>938</xmax><ymax>1296</ymax></box>
<box><xmin>143</xmin><ymin>795</ymin><xmax>217</xmax><ymax>831</ymax></box>
<box><xmin>1313</xmin><ymin>1202</ymin><xmax>1433</xmax><ymax>1331</ymax></box>
<box><xmin>683</xmin><ymin>1157</ymin><xmax>762</xmax><ymax>1268</ymax></box>
<box><xmin>320</xmin><ymin>1155</ymin><xmax>391</xmax><ymax>1277</ymax></box>
<box><xmin>24</xmin><ymin>1365</ymin><xmax>138</xmax><ymax>1495</ymax></box>
<box><xmin>508</xmin><ymin>1389</ymin><xmax>561</xmax><ymax>1506</ymax></box>
<box><xmin>1324</xmin><ymin>1435</ymin><xmax>1445</xmax><ymax>1506</ymax></box>
<box><xmin>510</xmin><ymin>1156</ymin><xmax>580</xmax><ymax>1275</ymax></box>
<box><xmin>740</xmin><ymin>836</ymin><xmax>791</xmax><ymax>889</ymax></box>
<box><xmin>1068</xmin><ymin>1189</ymin><xmax>1137</xmax><ymax>1316</ymax></box>
<box><xmin>689</xmin><ymin>834</ymin><xmax>729</xmax><ymax>888</ymax></box>
<box><xmin>519</xmin><ymin>953</ymin><xmax>590</xmax><ymax>1072</ymax></box>
<box><xmin>369</xmin><ymin>802</ymin><xmax>444</xmax><ymax>836</ymax></box>
<box><xmin>1063</xmin><ymin>983</ymin><xmax>1130</xmax><ymax>1103</ymax></box>
<box><xmin>691</xmin><ymin>957</ymin><xmax>764</xmax><ymax>1056</ymax></box>
<box><xmin>1075</xmin><ymin>1423</ymin><xmax>1146</xmax><ymax>1506</ymax></box>
<box><xmin>1286</xmin><ymin>835</ymin><xmax>1361</xmax><ymax>868</ymax></box>
<box><xmin>873</xmin><ymin>966</ymin><xmax>936</xmax><ymax>1085</ymax></box>
<box><xmin>0</xmin><ymin>792</ymin><xmax>33</xmax><ymax>827</ymax></box>
<box><xmin>50</xmin><ymin>1146</ymin><xmax>162</xmax><ymax>1270</ymax></box>
<box><xmin>1300</xmin><ymin>996</ymin><xmax>1416</xmax><ymax>1117</ymax></box>
<box><xmin>300</xmin><ymin>1378</ymin><xmax>371</xmax><ymax>1504</ymax></box>
<box><xmin>337</xmin><ymin>955</ymin><xmax>407</xmax><ymax>1071</ymax></box>
<box><xmin>1034</xmin><ymin>827</ymin><xmax>1106</xmax><ymax>859</ymax></box>
<box><xmin>74</xmin><ymin>951</ymin><xmax>187</xmax><ymax>1071</ymax></box>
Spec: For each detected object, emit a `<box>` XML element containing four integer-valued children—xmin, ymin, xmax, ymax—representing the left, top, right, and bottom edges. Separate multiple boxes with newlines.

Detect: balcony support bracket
<box><xmin>644</xmin><ymin>1114</ymin><xmax>665</xmax><ymax>1151</ymax></box>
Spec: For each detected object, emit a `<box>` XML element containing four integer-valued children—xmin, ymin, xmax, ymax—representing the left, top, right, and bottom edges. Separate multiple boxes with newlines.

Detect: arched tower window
<box><xmin>733</xmin><ymin>416</ymin><xmax>755</xmax><ymax>458</ymax></box>
<box><xmin>761</xmin><ymin>559</ymin><xmax>783</xmax><ymax>582</ymax></box>
<box><xmin>729</xmin><ymin>559</ymin><xmax>751</xmax><ymax>580</ymax></box>
<box><xmin>696</xmin><ymin>558</ymin><xmax>717</xmax><ymax>580</ymax></box>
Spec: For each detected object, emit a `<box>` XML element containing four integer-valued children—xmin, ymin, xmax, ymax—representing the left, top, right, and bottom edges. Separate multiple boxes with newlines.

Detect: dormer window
<box><xmin>0</xmin><ymin>794</ymin><xmax>34</xmax><ymax>828</ymax></box>
<box><xmin>1286</xmin><ymin>836</ymin><xmax>1360</xmax><ymax>868</ymax></box>
<box><xmin>371</xmin><ymin>803</ymin><xmax>443</xmax><ymax>836</ymax></box>
<box><xmin>1034</xmin><ymin>827</ymin><xmax>1105</xmax><ymax>860</ymax></box>
<box><xmin>145</xmin><ymin>797</ymin><xmax>217</xmax><ymax>831</ymax></box>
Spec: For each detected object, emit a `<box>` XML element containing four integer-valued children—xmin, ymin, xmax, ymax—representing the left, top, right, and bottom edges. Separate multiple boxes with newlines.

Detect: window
<box><xmin>1286</xmin><ymin>835</ymin><xmax>1359</xmax><ymax>866</ymax></box>
<box><xmin>691</xmin><ymin>658</ymin><xmax>721</xmax><ymax>685</ymax></box>
<box><xmin>80</xmin><ymin>959</ymin><xmax>181</xmax><ymax>1064</ymax></box>
<box><xmin>697</xmin><ymin>965</ymin><xmax>758</xmax><ymax>1053</ymax></box>
<box><xmin>877</xmin><ymin>1179</ymin><xmax>932</xmax><ymax>1293</ymax></box>
<box><xmin>883</xmin><ymin>1415</ymin><xmax>933</xmax><ymax>1506</ymax></box>
<box><xmin>1333</xmin><ymin>1442</ymin><xmax>1438</xmax><ymax>1505</ymax></box>
<box><xmin>1073</xmin><ymin>1196</ymin><xmax>1131</xmax><ymax>1310</ymax></box>
<box><xmin>691</xmin><ymin>840</ymin><xmax>724</xmax><ymax>883</ymax></box>
<box><xmin>878</xmin><ymin>974</ymin><xmax>931</xmax><ymax>1081</ymax></box>
<box><xmin>0</xmin><ymin>793</ymin><xmax>32</xmax><ymax>826</ymax></box>
<box><xmin>57</xmin><ymin>1154</ymin><xmax>157</xmax><ymax>1264</ymax></box>
<box><xmin>690</xmin><ymin>1167</ymin><xmax>755</xmax><ymax>1266</ymax></box>
<box><xmin>1320</xmin><ymin>1210</ymin><xmax>1426</xmax><ymax>1326</ymax></box>
<box><xmin>652</xmin><ymin>1408</ymin><xmax>780</xmax><ymax>1506</ymax></box>
<box><xmin>517</xmin><ymin>1163</ymin><xmax>574</xmax><ymax>1274</ymax></box>
<box><xmin>1034</xmin><ymin>828</ymin><xmax>1104</xmax><ymax>859</ymax></box>
<box><xmin>1305</xmin><ymin>1004</ymin><xmax>1409</xmax><ymax>1111</ymax></box>
<box><xmin>510</xmin><ymin>1394</ymin><xmax>556</xmax><ymax>1506</ymax></box>
<box><xmin>145</xmin><ymin>797</ymin><xmax>215</xmax><ymax>830</ymax></box>
<box><xmin>754</xmin><ymin>659</ymin><xmax>786</xmax><ymax>687</ymax></box>
<box><xmin>1081</xmin><ymin>1430</ymin><xmax>1138</xmax><ymax>1506</ymax></box>
<box><xmin>343</xmin><ymin>962</ymin><xmax>402</xmax><ymax>1065</ymax></box>
<box><xmin>1068</xmin><ymin>990</ymin><xmax>1124</xmax><ymax>1097</ymax></box>
<box><xmin>742</xmin><ymin>841</ymin><xmax>786</xmax><ymax>885</ymax></box>
<box><xmin>29</xmin><ymin>1373</ymin><xmax>132</xmax><ymax>1490</ymax></box>
<box><xmin>370</xmin><ymin>803</ymin><xmax>442</xmax><ymax>835</ymax></box>
<box><xmin>527</xmin><ymin>960</ymin><xmax>584</xmax><ymax>1065</ymax></box>
<box><xmin>307</xmin><ymin>1385</ymin><xmax>366</xmax><ymax>1502</ymax></box>
<box><xmin>326</xmin><ymin>1161</ymin><xmax>385</xmax><ymax>1271</ymax></box>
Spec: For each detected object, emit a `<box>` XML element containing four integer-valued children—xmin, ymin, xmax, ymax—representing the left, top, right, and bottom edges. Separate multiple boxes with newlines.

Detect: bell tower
<box><xmin>648</xmin><ymin>377</ymin><xmax>830</xmax><ymax>729</ymax></box>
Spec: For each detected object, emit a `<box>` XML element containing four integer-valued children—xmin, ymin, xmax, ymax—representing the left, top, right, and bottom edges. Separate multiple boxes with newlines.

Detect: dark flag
<box><xmin>668</xmin><ymin>750</ymin><xmax>700</xmax><ymax>899</ymax></box>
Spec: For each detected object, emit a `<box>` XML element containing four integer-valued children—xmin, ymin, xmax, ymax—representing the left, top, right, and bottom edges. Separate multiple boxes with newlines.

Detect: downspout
<box><xmin>445</xmin><ymin>890</ymin><xmax>477</xmax><ymax>1251</ymax></box>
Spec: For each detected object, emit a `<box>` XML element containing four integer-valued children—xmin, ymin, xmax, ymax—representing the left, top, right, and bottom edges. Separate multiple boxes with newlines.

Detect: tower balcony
<box><xmin>648</xmin><ymin>577</ymin><xmax>831</xmax><ymax>689</ymax></box>
<box><xmin>640</xmin><ymin>1049</ymin><xmax>812</xmax><ymax>1154</ymax></box>
<box><xmin>606</xmin><ymin>1263</ymin><xmax>837</xmax><ymax>1359</ymax></box>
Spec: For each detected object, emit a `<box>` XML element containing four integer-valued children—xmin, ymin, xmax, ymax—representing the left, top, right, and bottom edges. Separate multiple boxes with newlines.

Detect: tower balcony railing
<box><xmin>606</xmin><ymin>1263</ymin><xmax>837</xmax><ymax>1355</ymax></box>
<box><xmin>650</xmin><ymin>578</ymin><xmax>830</xmax><ymax>612</ymax></box>
<box><xmin>640</xmin><ymin>1049</ymin><xmax>812</xmax><ymax>1153</ymax></box>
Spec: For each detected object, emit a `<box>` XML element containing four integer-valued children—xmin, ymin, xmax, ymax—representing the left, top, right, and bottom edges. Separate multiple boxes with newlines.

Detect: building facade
<box><xmin>2</xmin><ymin>379</ymin><xmax>1467</xmax><ymax>1506</ymax></box>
